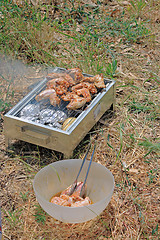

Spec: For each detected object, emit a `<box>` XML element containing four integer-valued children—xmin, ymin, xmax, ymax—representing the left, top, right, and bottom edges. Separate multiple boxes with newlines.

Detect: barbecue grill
<box><xmin>4</xmin><ymin>67</ymin><xmax>116</xmax><ymax>157</ymax></box>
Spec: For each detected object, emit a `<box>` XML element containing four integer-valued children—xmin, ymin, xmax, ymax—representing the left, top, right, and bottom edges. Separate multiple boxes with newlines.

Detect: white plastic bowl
<box><xmin>33</xmin><ymin>159</ymin><xmax>114</xmax><ymax>223</ymax></box>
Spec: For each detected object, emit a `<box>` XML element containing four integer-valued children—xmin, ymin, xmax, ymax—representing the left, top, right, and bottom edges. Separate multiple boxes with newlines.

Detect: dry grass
<box><xmin>0</xmin><ymin>0</ymin><xmax>160</xmax><ymax>239</ymax></box>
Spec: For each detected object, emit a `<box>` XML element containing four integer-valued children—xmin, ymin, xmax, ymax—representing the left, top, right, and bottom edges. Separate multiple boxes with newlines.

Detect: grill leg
<box><xmin>5</xmin><ymin>136</ymin><xmax>11</xmax><ymax>149</ymax></box>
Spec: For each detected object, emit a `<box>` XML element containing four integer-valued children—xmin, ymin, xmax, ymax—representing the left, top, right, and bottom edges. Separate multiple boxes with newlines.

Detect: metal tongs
<box><xmin>69</xmin><ymin>141</ymin><xmax>96</xmax><ymax>197</ymax></box>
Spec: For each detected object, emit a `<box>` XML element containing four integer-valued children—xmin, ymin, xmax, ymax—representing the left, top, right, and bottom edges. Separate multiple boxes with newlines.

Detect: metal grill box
<box><xmin>4</xmin><ymin>67</ymin><xmax>116</xmax><ymax>157</ymax></box>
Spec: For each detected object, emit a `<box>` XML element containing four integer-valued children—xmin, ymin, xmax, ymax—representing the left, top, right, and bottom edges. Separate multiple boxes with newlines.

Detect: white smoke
<box><xmin>0</xmin><ymin>55</ymin><xmax>54</xmax><ymax>96</ymax></box>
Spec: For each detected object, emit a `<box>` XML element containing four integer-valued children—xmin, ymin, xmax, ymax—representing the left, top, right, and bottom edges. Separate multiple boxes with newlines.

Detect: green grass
<box><xmin>0</xmin><ymin>0</ymin><xmax>151</xmax><ymax>113</ymax></box>
<box><xmin>0</xmin><ymin>97</ymin><xmax>12</xmax><ymax>115</ymax></box>
<box><xmin>34</xmin><ymin>205</ymin><xmax>47</xmax><ymax>225</ymax></box>
<box><xmin>3</xmin><ymin>208</ymin><xmax>22</xmax><ymax>228</ymax></box>
<box><xmin>0</xmin><ymin>0</ymin><xmax>150</xmax><ymax>66</ymax></box>
<box><xmin>129</xmin><ymin>0</ymin><xmax>147</xmax><ymax>18</ymax></box>
<box><xmin>138</xmin><ymin>138</ymin><xmax>160</xmax><ymax>157</ymax></box>
<box><xmin>0</xmin><ymin>72</ymin><xmax>14</xmax><ymax>114</ymax></box>
<box><xmin>20</xmin><ymin>191</ymin><xmax>29</xmax><ymax>201</ymax></box>
<box><xmin>0</xmin><ymin>1</ymin><xmax>159</xmax><ymax>239</ymax></box>
<box><xmin>147</xmin><ymin>169</ymin><xmax>159</xmax><ymax>185</ymax></box>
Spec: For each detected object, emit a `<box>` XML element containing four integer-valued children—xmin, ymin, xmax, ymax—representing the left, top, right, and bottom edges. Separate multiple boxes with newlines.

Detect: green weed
<box><xmin>0</xmin><ymin>0</ymin><xmax>150</xmax><ymax>66</ymax></box>
<box><xmin>0</xmin><ymin>74</ymin><xmax>14</xmax><ymax>115</ymax></box>
<box><xmin>152</xmin><ymin>224</ymin><xmax>158</xmax><ymax>236</ymax></box>
<box><xmin>59</xmin><ymin>2</ymin><xmax>149</xmax><ymax>43</ymax></box>
<box><xmin>105</xmin><ymin>124</ymin><xmax>124</xmax><ymax>164</ymax></box>
<box><xmin>115</xmin><ymin>123</ymin><xmax>124</xmax><ymax>164</ymax></box>
<box><xmin>144</xmin><ymin>71</ymin><xmax>160</xmax><ymax>87</ymax></box>
<box><xmin>50</xmin><ymin>165</ymin><xmax>61</xmax><ymax>183</ymax></box>
<box><xmin>128</xmin><ymin>98</ymin><xmax>152</xmax><ymax>113</ymax></box>
<box><xmin>127</xmin><ymin>94</ymin><xmax>159</xmax><ymax>121</ymax></box>
<box><xmin>20</xmin><ymin>191</ymin><xmax>29</xmax><ymax>201</ymax></box>
<box><xmin>130</xmin><ymin>0</ymin><xmax>147</xmax><ymax>18</ymax></box>
<box><xmin>147</xmin><ymin>169</ymin><xmax>159</xmax><ymax>185</ymax></box>
<box><xmin>105</xmin><ymin>58</ymin><xmax>117</xmax><ymax>78</ymax></box>
<box><xmin>34</xmin><ymin>205</ymin><xmax>47</xmax><ymax>225</ymax></box>
<box><xmin>138</xmin><ymin>138</ymin><xmax>160</xmax><ymax>157</ymax></box>
<box><xmin>0</xmin><ymin>1</ymin><xmax>58</xmax><ymax>64</ymax></box>
<box><xmin>0</xmin><ymin>98</ymin><xmax>12</xmax><ymax>115</ymax></box>
<box><xmin>4</xmin><ymin>209</ymin><xmax>22</xmax><ymax>227</ymax></box>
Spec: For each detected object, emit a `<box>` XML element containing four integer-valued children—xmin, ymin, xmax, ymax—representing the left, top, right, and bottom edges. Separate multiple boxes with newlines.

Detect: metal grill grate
<box><xmin>14</xmin><ymin>68</ymin><xmax>111</xmax><ymax>132</ymax></box>
<box><xmin>4</xmin><ymin>67</ymin><xmax>116</xmax><ymax>157</ymax></box>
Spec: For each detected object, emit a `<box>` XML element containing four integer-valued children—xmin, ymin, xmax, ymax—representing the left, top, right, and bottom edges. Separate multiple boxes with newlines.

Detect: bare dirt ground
<box><xmin>0</xmin><ymin>0</ymin><xmax>160</xmax><ymax>239</ymax></box>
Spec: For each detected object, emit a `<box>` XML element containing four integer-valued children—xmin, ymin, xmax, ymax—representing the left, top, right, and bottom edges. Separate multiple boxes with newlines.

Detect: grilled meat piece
<box><xmin>35</xmin><ymin>89</ymin><xmax>56</xmax><ymax>101</ymax></box>
<box><xmin>75</xmin><ymin>88</ymin><xmax>92</xmax><ymax>102</ymax></box>
<box><xmin>81</xmin><ymin>76</ymin><xmax>95</xmax><ymax>83</ymax></box>
<box><xmin>80</xmin><ymin>82</ymin><xmax>97</xmax><ymax>94</ymax></box>
<box><xmin>47</xmin><ymin>77</ymin><xmax>70</xmax><ymax>89</ymax></box>
<box><xmin>49</xmin><ymin>93</ymin><xmax>61</xmax><ymax>106</ymax></box>
<box><xmin>61</xmin><ymin>92</ymin><xmax>78</xmax><ymax>101</ymax></box>
<box><xmin>64</xmin><ymin>73</ymin><xmax>75</xmax><ymax>86</ymax></box>
<box><xmin>46</xmin><ymin>79</ymin><xmax>57</xmax><ymax>89</ymax></box>
<box><xmin>71</xmin><ymin>82</ymin><xmax>97</xmax><ymax>95</ymax></box>
<box><xmin>46</xmin><ymin>72</ymin><xmax>75</xmax><ymax>86</ymax></box>
<box><xmin>67</xmin><ymin>96</ymin><xmax>87</xmax><ymax>110</ymax></box>
<box><xmin>81</xmin><ymin>74</ymin><xmax>105</xmax><ymax>88</ymax></box>
<box><xmin>55</xmin><ymin>85</ymin><xmax>67</xmax><ymax>96</ymax></box>
<box><xmin>66</xmin><ymin>68</ymin><xmax>84</xmax><ymax>83</ymax></box>
<box><xmin>93</xmin><ymin>74</ymin><xmax>105</xmax><ymax>88</ymax></box>
<box><xmin>35</xmin><ymin>89</ymin><xmax>60</xmax><ymax>106</ymax></box>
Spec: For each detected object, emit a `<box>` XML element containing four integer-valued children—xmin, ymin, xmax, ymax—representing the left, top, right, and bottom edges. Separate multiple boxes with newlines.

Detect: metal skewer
<box><xmin>68</xmin><ymin>141</ymin><xmax>96</xmax><ymax>197</ymax></box>
<box><xmin>79</xmin><ymin>143</ymin><xmax>96</xmax><ymax>197</ymax></box>
<box><xmin>68</xmin><ymin>142</ymin><xmax>92</xmax><ymax>196</ymax></box>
